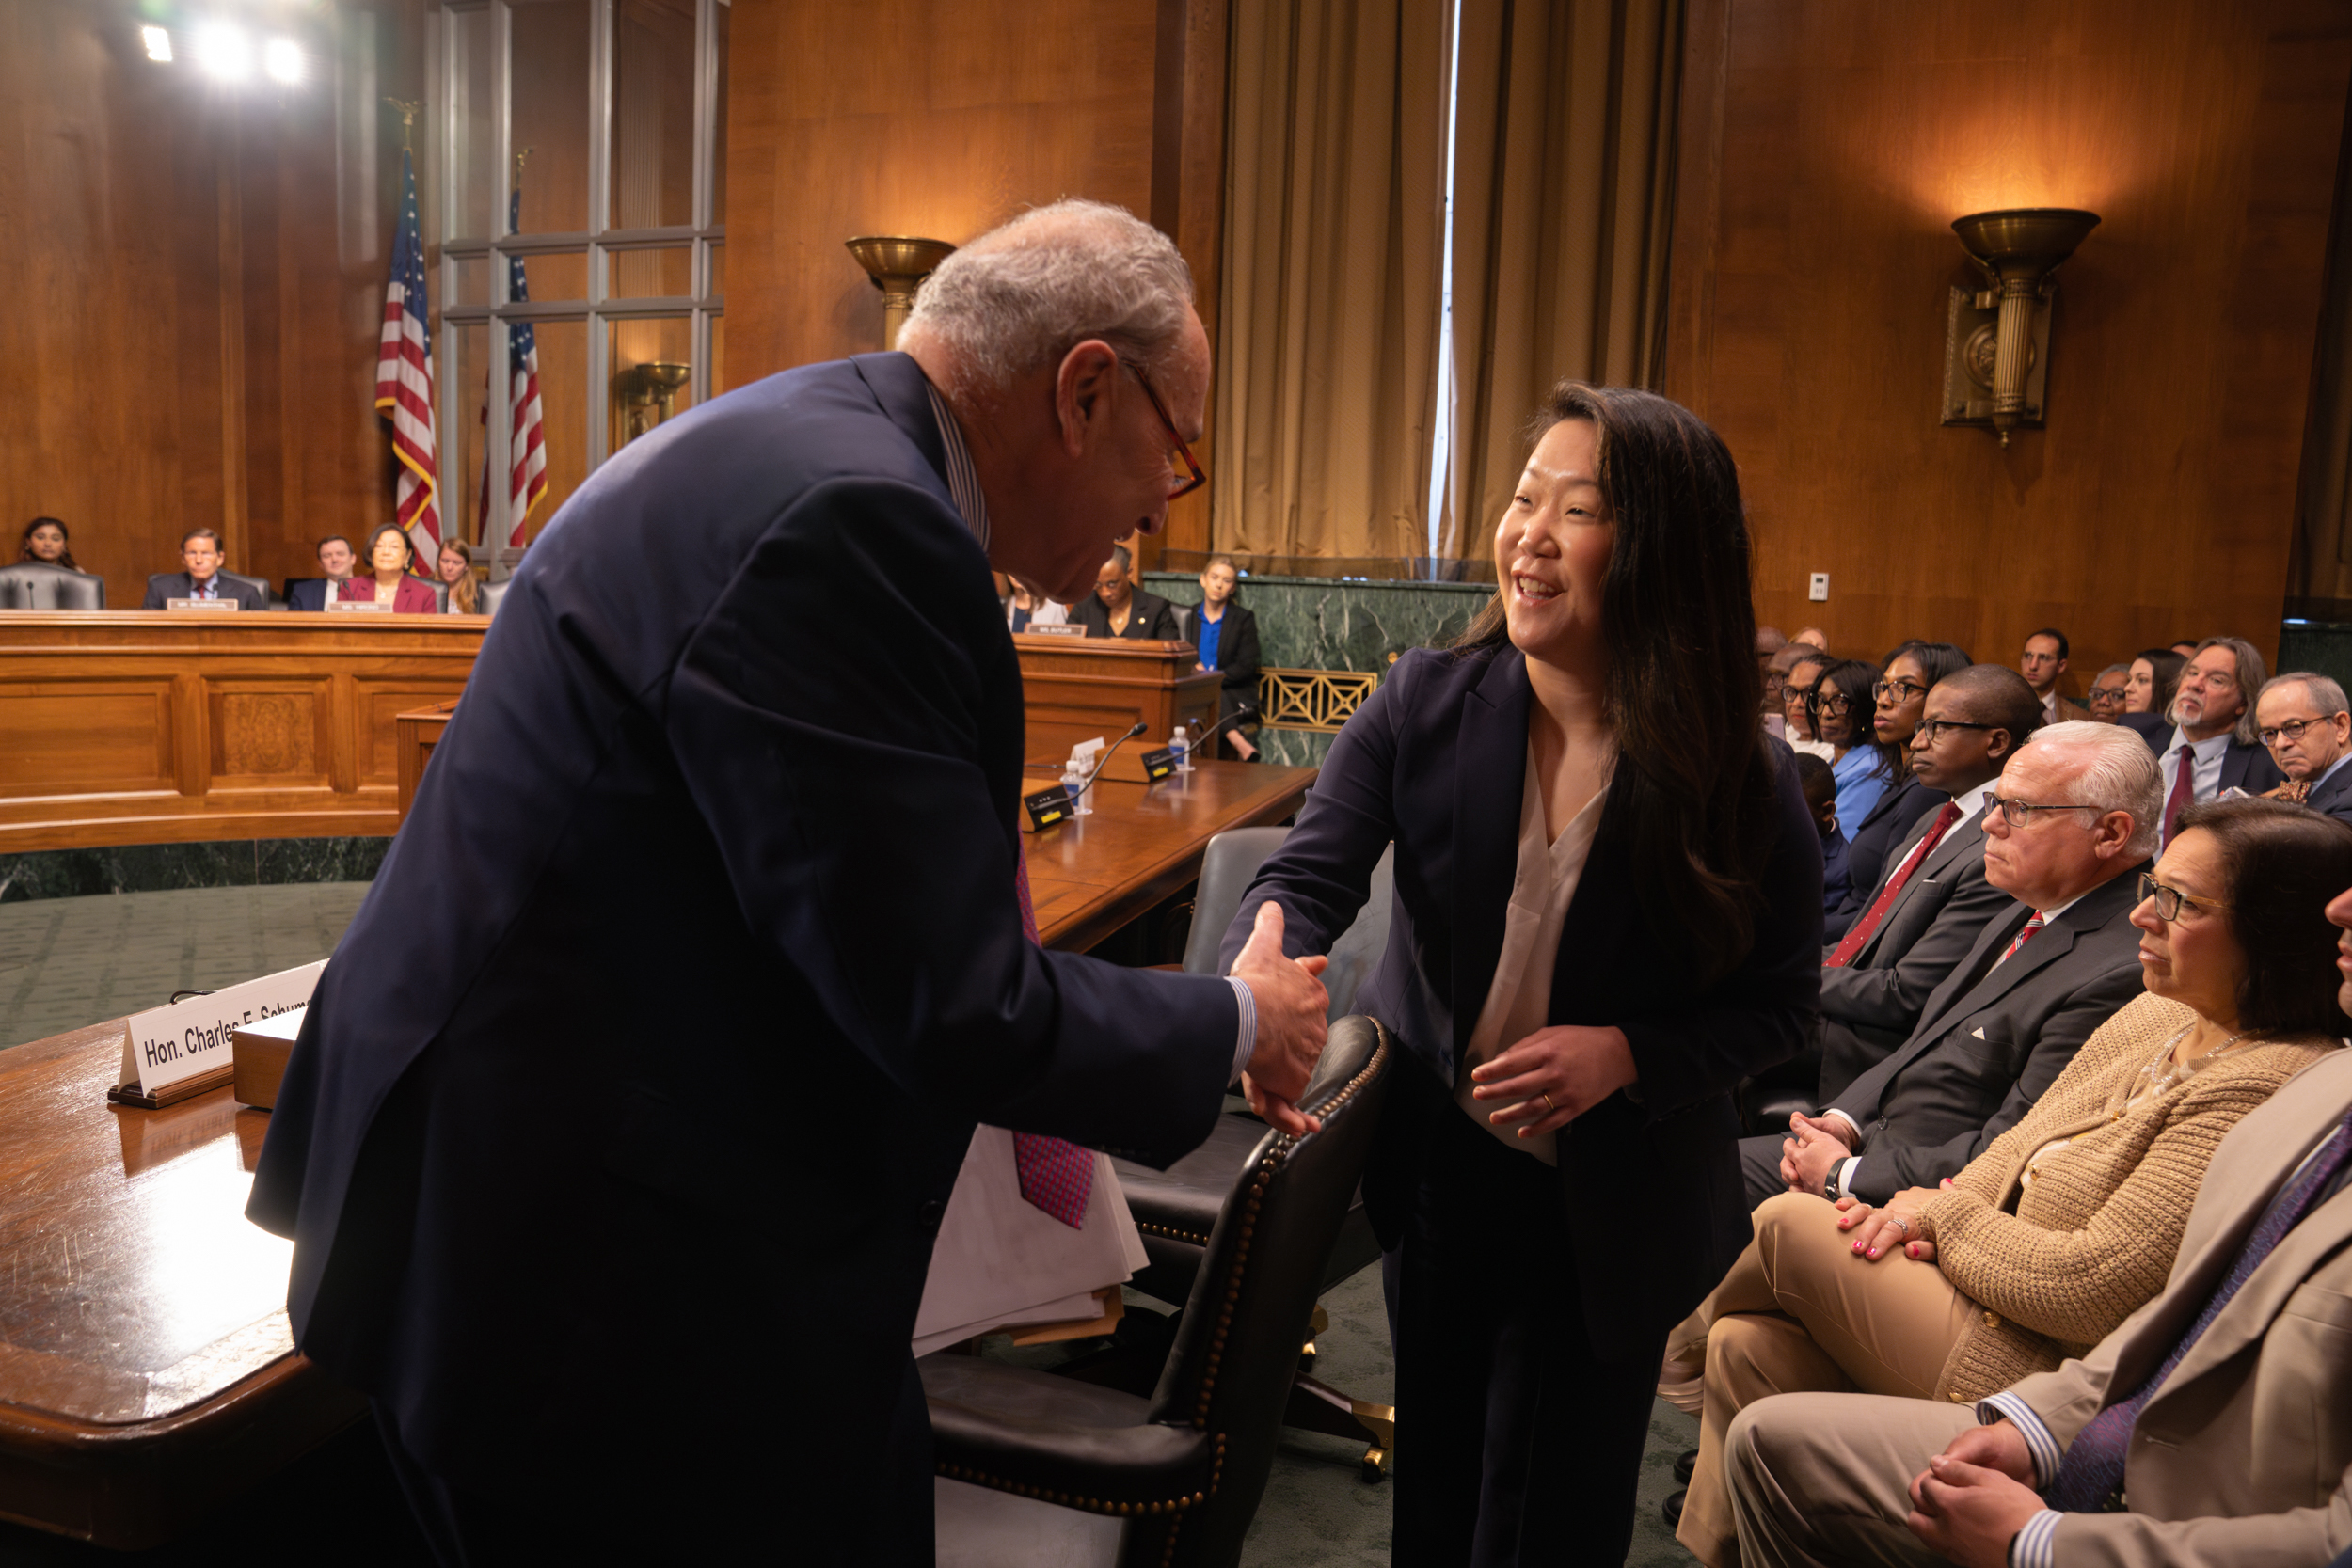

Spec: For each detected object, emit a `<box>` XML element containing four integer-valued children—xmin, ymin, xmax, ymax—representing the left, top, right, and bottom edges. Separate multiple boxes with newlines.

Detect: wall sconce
<box><xmin>1940</xmin><ymin>208</ymin><xmax>2100</xmax><ymax>447</ymax></box>
<box><xmin>846</xmin><ymin>237</ymin><xmax>957</xmax><ymax>350</ymax></box>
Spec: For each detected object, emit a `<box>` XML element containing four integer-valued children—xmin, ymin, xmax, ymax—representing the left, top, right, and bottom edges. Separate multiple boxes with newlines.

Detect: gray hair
<box><xmin>898</xmin><ymin>200</ymin><xmax>1195</xmax><ymax>403</ymax></box>
<box><xmin>2167</xmin><ymin>636</ymin><xmax>2268</xmax><ymax>746</ymax></box>
<box><xmin>2261</xmin><ymin>671</ymin><xmax>2352</xmax><ymax>719</ymax></box>
<box><xmin>2023</xmin><ymin>719</ymin><xmax>2162</xmax><ymax>862</ymax></box>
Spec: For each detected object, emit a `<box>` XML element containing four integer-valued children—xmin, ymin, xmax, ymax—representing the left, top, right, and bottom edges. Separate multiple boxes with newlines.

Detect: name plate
<box><xmin>166</xmin><ymin>597</ymin><xmax>238</xmax><ymax>611</ymax></box>
<box><xmin>108</xmin><ymin>960</ymin><xmax>326</xmax><ymax>1108</ymax></box>
<box><xmin>1137</xmin><ymin>746</ymin><xmax>1176</xmax><ymax>782</ymax></box>
<box><xmin>1021</xmin><ymin>622</ymin><xmax>1087</xmax><ymax>638</ymax></box>
<box><xmin>326</xmin><ymin>597</ymin><xmax>393</xmax><ymax>613</ymax></box>
<box><xmin>1025</xmin><ymin>784</ymin><xmax>1075</xmax><ymax>831</ymax></box>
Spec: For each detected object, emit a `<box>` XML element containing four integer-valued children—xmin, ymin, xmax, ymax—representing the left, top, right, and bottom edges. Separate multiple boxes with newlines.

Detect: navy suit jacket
<box><xmin>2122</xmin><ymin>711</ymin><xmax>2285</xmax><ymax>795</ymax></box>
<box><xmin>1218</xmin><ymin>645</ymin><xmax>1822</xmax><ymax>1355</ymax></box>
<box><xmin>140</xmin><ymin>571</ymin><xmax>268</xmax><ymax>610</ymax></box>
<box><xmin>2307</xmin><ymin>759</ymin><xmax>2352</xmax><ymax>824</ymax></box>
<box><xmin>246</xmin><ymin>353</ymin><xmax>1239</xmax><ymax>1542</ymax></box>
<box><xmin>287</xmin><ymin>578</ymin><xmax>339</xmax><ymax>611</ymax></box>
<box><xmin>1823</xmin><ymin>773</ymin><xmax>1943</xmax><ymax>941</ymax></box>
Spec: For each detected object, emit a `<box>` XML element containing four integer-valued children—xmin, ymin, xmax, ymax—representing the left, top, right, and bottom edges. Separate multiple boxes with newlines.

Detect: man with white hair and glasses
<box><xmin>1750</xmin><ymin>722</ymin><xmax>2160</xmax><ymax>1211</ymax></box>
<box><xmin>2257</xmin><ymin>670</ymin><xmax>2352</xmax><ymax>824</ymax></box>
<box><xmin>247</xmin><ymin>200</ymin><xmax>1333</xmax><ymax>1560</ymax></box>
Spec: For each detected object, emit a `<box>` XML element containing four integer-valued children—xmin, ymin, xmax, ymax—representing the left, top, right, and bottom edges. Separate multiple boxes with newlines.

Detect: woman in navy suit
<box><xmin>1220</xmin><ymin>383</ymin><xmax>1820</xmax><ymax>1564</ymax></box>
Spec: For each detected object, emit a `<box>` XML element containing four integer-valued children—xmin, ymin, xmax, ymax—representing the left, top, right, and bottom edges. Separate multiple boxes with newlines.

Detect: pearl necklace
<box><xmin>2136</xmin><ymin>1022</ymin><xmax>2256</xmax><ymax>1101</ymax></box>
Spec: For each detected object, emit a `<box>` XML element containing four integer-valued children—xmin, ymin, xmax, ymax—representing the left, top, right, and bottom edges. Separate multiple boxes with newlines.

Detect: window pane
<box><xmin>510</xmin><ymin>0</ymin><xmax>592</xmax><ymax>235</ymax></box>
<box><xmin>508</xmin><ymin>248</ymin><xmax>587</xmax><ymax>303</ymax></box>
<box><xmin>706</xmin><ymin>241</ymin><xmax>723</xmax><ymax>302</ymax></box>
<box><xmin>450</xmin><ymin>254</ymin><xmax>491</xmax><ymax>307</ymax></box>
<box><xmin>609</xmin><ymin>317</ymin><xmax>693</xmax><ymax>451</ymax></box>
<box><xmin>708</xmin><ymin>313</ymin><xmax>725</xmax><ymax>397</ymax></box>
<box><xmin>452</xmin><ymin>323</ymin><xmax>489</xmax><ymax>545</ymax></box>
<box><xmin>612</xmin><ymin>246</ymin><xmax>691</xmax><ymax>298</ymax></box>
<box><xmin>446</xmin><ymin>7</ymin><xmax>498</xmax><ymax>241</ymax></box>
<box><xmin>710</xmin><ymin>0</ymin><xmax>728</xmax><ymax>227</ymax></box>
<box><xmin>517</xmin><ymin>319</ymin><xmax>589</xmax><ymax>546</ymax></box>
<box><xmin>611</xmin><ymin>0</ymin><xmax>696</xmax><ymax>230</ymax></box>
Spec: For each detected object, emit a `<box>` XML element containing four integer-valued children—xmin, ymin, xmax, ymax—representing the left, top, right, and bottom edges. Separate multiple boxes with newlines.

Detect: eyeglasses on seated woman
<box><xmin>1666</xmin><ymin>795</ymin><xmax>2352</xmax><ymax>1567</ymax></box>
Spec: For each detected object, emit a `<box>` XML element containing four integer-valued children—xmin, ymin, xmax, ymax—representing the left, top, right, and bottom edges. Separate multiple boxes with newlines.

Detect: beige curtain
<box><xmin>1212</xmin><ymin>0</ymin><xmax>1450</xmax><ymax>561</ymax></box>
<box><xmin>1438</xmin><ymin>0</ymin><xmax>1683</xmax><ymax>559</ymax></box>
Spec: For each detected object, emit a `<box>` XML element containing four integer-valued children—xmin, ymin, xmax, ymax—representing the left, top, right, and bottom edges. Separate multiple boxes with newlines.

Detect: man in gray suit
<box><xmin>1746</xmin><ymin>721</ymin><xmax>2159</xmax><ymax>1209</ymax></box>
<box><xmin>1818</xmin><ymin>667</ymin><xmax>2042</xmax><ymax>1101</ymax></box>
<box><xmin>2257</xmin><ymin>672</ymin><xmax>2352</xmax><ymax>825</ymax></box>
<box><xmin>1720</xmin><ymin>881</ymin><xmax>2352</xmax><ymax>1567</ymax></box>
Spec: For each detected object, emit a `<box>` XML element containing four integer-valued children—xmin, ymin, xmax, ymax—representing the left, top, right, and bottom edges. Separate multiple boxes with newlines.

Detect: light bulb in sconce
<box><xmin>1939</xmin><ymin>208</ymin><xmax>2101</xmax><ymax>448</ymax></box>
<box><xmin>845</xmin><ymin>237</ymin><xmax>958</xmax><ymax>350</ymax></box>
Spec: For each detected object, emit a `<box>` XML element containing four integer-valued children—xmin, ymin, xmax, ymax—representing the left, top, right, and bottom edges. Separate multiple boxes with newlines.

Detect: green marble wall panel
<box><xmin>2277</xmin><ymin>620</ymin><xmax>2352</xmax><ymax>693</ymax></box>
<box><xmin>0</xmin><ymin>837</ymin><xmax>389</xmax><ymax>903</ymax></box>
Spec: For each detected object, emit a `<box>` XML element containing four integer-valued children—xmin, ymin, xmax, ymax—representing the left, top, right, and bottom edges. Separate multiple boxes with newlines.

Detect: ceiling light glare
<box><xmin>141</xmin><ymin>25</ymin><xmax>173</xmax><ymax>61</ymax></box>
<box><xmin>262</xmin><ymin>37</ymin><xmax>303</xmax><ymax>83</ymax></box>
<box><xmin>193</xmin><ymin>24</ymin><xmax>252</xmax><ymax>81</ymax></box>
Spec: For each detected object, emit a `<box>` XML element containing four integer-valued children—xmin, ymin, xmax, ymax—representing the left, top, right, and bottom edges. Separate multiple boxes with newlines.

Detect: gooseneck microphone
<box><xmin>1068</xmin><ymin>721</ymin><xmax>1150</xmax><ymax>805</ymax></box>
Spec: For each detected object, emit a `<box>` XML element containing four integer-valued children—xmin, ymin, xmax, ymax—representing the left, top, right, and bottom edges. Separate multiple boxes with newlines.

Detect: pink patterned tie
<box><xmin>1010</xmin><ymin>839</ymin><xmax>1094</xmax><ymax>1227</ymax></box>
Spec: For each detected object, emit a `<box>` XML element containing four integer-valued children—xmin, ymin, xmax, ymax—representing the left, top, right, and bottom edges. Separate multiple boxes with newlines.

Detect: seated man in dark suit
<box><xmin>140</xmin><ymin>527</ymin><xmax>268</xmax><ymax>610</ymax></box>
<box><xmin>1745</xmin><ymin>721</ymin><xmax>2159</xmax><ymax>1208</ymax></box>
<box><xmin>1073</xmin><ymin>543</ymin><xmax>1181</xmax><ymax>639</ymax></box>
<box><xmin>246</xmin><ymin>199</ymin><xmax>1333</xmax><ymax>1561</ymax></box>
<box><xmin>1815</xmin><ymin>665</ymin><xmax>2041</xmax><ymax>1102</ymax></box>
<box><xmin>2257</xmin><ymin>671</ymin><xmax>2352</xmax><ymax>824</ymax></box>
<box><xmin>286</xmin><ymin>535</ymin><xmax>356</xmax><ymax>611</ymax></box>
<box><xmin>2122</xmin><ymin>634</ymin><xmax>2284</xmax><ymax>844</ymax></box>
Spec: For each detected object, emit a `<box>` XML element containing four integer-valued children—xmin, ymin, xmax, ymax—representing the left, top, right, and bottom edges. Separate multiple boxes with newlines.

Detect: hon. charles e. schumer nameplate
<box><xmin>107</xmin><ymin>960</ymin><xmax>326</xmax><ymax>1108</ymax></box>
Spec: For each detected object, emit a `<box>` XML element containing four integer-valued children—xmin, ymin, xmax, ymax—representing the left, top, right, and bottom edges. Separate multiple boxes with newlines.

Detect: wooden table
<box><xmin>0</xmin><ymin>612</ymin><xmax>485</xmax><ymax>854</ymax></box>
<box><xmin>0</xmin><ymin>760</ymin><xmax>1314</xmax><ymax>1547</ymax></box>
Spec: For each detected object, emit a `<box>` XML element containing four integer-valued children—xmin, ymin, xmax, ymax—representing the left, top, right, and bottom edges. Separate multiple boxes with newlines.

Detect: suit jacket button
<box><xmin>917</xmin><ymin>1199</ymin><xmax>946</xmax><ymax>1234</ymax></box>
<box><xmin>1982</xmin><ymin>1310</ymin><xmax>2001</xmax><ymax>1328</ymax></box>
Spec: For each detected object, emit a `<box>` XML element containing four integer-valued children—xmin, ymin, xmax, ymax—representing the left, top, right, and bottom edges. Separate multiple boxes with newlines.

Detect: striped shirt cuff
<box><xmin>1978</xmin><ymin>1392</ymin><xmax>2062</xmax><ymax>1488</ymax></box>
<box><xmin>2008</xmin><ymin>1509</ymin><xmax>2060</xmax><ymax>1568</ymax></box>
<box><xmin>1227</xmin><ymin>976</ymin><xmax>1256</xmax><ymax>1085</ymax></box>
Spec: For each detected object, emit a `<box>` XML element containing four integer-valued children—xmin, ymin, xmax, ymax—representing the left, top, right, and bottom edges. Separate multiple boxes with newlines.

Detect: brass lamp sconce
<box><xmin>614</xmin><ymin>361</ymin><xmax>691</xmax><ymax>447</ymax></box>
<box><xmin>1940</xmin><ymin>208</ymin><xmax>2101</xmax><ymax>447</ymax></box>
<box><xmin>846</xmin><ymin>236</ymin><xmax>957</xmax><ymax>350</ymax></box>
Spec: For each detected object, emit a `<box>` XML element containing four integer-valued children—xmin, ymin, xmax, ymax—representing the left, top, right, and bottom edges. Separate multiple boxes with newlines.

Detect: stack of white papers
<box><xmin>912</xmin><ymin>1127</ymin><xmax>1150</xmax><ymax>1357</ymax></box>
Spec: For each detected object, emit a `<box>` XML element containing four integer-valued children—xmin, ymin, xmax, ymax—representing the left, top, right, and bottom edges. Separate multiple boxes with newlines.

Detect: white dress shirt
<box><xmin>2160</xmin><ymin>725</ymin><xmax>2232</xmax><ymax>806</ymax></box>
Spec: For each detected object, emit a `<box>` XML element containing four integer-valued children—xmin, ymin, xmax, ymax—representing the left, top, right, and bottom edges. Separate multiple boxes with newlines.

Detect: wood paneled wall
<box><xmin>723</xmin><ymin>0</ymin><xmax>1231</xmax><ymax>566</ymax></box>
<box><xmin>1667</xmin><ymin>0</ymin><xmax>2352</xmax><ymax>682</ymax></box>
<box><xmin>1</xmin><ymin>1</ymin><xmax>428</xmax><ymax>613</ymax></box>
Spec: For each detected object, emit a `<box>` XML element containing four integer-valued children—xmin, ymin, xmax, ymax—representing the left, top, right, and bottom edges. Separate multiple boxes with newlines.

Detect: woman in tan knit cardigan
<box><xmin>1673</xmin><ymin>797</ymin><xmax>2352</xmax><ymax>1567</ymax></box>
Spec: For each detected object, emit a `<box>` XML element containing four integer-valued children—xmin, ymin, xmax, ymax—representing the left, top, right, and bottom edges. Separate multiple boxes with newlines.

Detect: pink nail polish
<box><xmin>1867</xmin><ymin>1248</ymin><xmax>1880</xmax><ymax>1258</ymax></box>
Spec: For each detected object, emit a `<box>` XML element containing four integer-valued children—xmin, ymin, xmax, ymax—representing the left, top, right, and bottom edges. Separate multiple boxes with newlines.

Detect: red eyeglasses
<box><xmin>1125</xmin><ymin>362</ymin><xmax>1208</xmax><ymax>500</ymax></box>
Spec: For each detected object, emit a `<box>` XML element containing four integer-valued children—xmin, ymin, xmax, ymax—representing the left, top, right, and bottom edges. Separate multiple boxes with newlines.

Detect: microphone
<box><xmin>1068</xmin><ymin>721</ymin><xmax>1150</xmax><ymax>805</ymax></box>
<box><xmin>1184</xmin><ymin>703</ymin><xmax>1257</xmax><ymax>757</ymax></box>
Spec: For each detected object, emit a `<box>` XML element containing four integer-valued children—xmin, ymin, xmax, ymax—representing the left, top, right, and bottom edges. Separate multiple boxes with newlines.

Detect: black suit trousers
<box><xmin>1391</xmin><ymin>1068</ymin><xmax>1666</xmax><ymax>1567</ymax></box>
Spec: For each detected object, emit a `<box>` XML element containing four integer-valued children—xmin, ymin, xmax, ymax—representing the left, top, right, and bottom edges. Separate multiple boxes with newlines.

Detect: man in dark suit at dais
<box><xmin>246</xmin><ymin>200</ymin><xmax>1333</xmax><ymax>1563</ymax></box>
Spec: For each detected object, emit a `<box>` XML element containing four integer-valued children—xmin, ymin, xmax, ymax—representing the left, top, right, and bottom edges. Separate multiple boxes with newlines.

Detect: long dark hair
<box><xmin>2172</xmin><ymin>798</ymin><xmax>2352</xmax><ymax>1036</ymax></box>
<box><xmin>1454</xmin><ymin>382</ymin><xmax>1776</xmax><ymax>983</ymax></box>
<box><xmin>18</xmin><ymin>516</ymin><xmax>75</xmax><ymax>572</ymax></box>
<box><xmin>1890</xmin><ymin>640</ymin><xmax>1972</xmax><ymax>691</ymax></box>
<box><xmin>2132</xmin><ymin>647</ymin><xmax>2187</xmax><ymax>714</ymax></box>
<box><xmin>1814</xmin><ymin>657</ymin><xmax>1898</xmax><ymax>778</ymax></box>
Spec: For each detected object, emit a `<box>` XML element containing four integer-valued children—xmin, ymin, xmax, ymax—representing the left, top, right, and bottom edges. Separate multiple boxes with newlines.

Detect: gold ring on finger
<box><xmin>1540</xmin><ymin>1092</ymin><xmax>1556</xmax><ymax>1113</ymax></box>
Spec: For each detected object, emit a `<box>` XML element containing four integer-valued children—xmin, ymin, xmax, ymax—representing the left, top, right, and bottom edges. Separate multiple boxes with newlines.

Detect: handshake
<box><xmin>1227</xmin><ymin>902</ymin><xmax>1332</xmax><ymax>1135</ymax></box>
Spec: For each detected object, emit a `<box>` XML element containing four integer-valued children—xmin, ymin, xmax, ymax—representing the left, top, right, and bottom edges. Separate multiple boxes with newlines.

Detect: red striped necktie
<box><xmin>1009</xmin><ymin>842</ymin><xmax>1094</xmax><ymax>1228</ymax></box>
<box><xmin>1994</xmin><ymin>910</ymin><xmax>2045</xmax><ymax>968</ymax></box>
<box><xmin>1826</xmin><ymin>800</ymin><xmax>1964</xmax><ymax>968</ymax></box>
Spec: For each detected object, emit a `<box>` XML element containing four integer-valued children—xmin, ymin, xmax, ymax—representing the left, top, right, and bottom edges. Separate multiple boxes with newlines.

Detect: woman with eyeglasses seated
<box><xmin>337</xmin><ymin>523</ymin><xmax>441</xmax><ymax>612</ymax></box>
<box><xmin>1670</xmin><ymin>796</ymin><xmax>2352</xmax><ymax>1566</ymax></box>
<box><xmin>2087</xmin><ymin>661</ymin><xmax>2131</xmax><ymax>723</ymax></box>
<box><xmin>1811</xmin><ymin>657</ymin><xmax>1899</xmax><ymax>846</ymax></box>
<box><xmin>1780</xmin><ymin>653</ymin><xmax>1836</xmax><ymax>762</ymax></box>
<box><xmin>1827</xmin><ymin>641</ymin><xmax>1973</xmax><ymax>936</ymax></box>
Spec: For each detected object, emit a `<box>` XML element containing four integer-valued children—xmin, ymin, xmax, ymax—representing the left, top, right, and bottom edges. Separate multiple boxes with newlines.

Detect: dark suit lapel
<box><xmin>1909</xmin><ymin>865</ymin><xmax>2144</xmax><ymax>1042</ymax></box>
<box><xmin>1450</xmin><ymin>650</ymin><xmax>1531</xmax><ymax>1062</ymax></box>
<box><xmin>1851</xmin><ymin>813</ymin><xmax>1980</xmax><ymax>966</ymax></box>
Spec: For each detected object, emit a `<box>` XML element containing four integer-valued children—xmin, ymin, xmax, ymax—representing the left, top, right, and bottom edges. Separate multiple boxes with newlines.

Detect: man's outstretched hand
<box><xmin>1230</xmin><ymin>902</ymin><xmax>1329</xmax><ymax>1135</ymax></box>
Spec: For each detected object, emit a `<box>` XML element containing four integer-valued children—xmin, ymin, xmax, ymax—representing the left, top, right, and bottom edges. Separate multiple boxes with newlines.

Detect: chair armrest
<box><xmin>928</xmin><ymin>1396</ymin><xmax>1220</xmax><ymax>1515</ymax></box>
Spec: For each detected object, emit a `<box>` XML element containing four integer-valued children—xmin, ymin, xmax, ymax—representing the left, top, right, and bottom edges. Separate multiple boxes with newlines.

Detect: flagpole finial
<box><xmin>385</xmin><ymin>98</ymin><xmax>421</xmax><ymax>150</ymax></box>
<box><xmin>514</xmin><ymin>147</ymin><xmax>532</xmax><ymax>190</ymax></box>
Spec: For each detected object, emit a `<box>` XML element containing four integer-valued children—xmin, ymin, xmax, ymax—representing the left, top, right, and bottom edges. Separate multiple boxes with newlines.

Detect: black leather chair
<box><xmin>1113</xmin><ymin>828</ymin><xmax>1397</xmax><ymax>1478</ymax></box>
<box><xmin>0</xmin><ymin>562</ymin><xmax>104</xmax><ymax>609</ymax></box>
<box><xmin>926</xmin><ymin>1016</ymin><xmax>1391</xmax><ymax>1567</ymax></box>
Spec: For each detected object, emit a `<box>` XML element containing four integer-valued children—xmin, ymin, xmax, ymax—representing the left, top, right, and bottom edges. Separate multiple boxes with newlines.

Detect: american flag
<box><xmin>374</xmin><ymin>148</ymin><xmax>441</xmax><ymax>553</ymax></box>
<box><xmin>482</xmin><ymin>188</ymin><xmax>548</xmax><ymax>548</ymax></box>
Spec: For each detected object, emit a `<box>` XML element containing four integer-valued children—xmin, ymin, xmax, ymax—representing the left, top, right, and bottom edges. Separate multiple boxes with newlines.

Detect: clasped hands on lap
<box><xmin>1779</xmin><ymin>1109</ymin><xmax>1950</xmax><ymax>1260</ymax></box>
<box><xmin>1904</xmin><ymin>1420</ymin><xmax>2046</xmax><ymax>1568</ymax></box>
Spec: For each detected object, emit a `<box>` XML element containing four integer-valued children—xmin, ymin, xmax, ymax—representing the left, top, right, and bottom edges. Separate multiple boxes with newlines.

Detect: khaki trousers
<box><xmin>1723</xmin><ymin>1390</ymin><xmax>1978</xmax><ymax>1568</ymax></box>
<box><xmin>1676</xmin><ymin>1192</ymin><xmax>1980</xmax><ymax>1567</ymax></box>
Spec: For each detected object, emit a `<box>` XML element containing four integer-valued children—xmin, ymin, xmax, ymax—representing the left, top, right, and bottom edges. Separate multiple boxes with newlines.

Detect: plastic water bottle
<box><xmin>1063</xmin><ymin>761</ymin><xmax>1092</xmax><ymax>816</ymax></box>
<box><xmin>1169</xmin><ymin>729</ymin><xmax>1191</xmax><ymax>774</ymax></box>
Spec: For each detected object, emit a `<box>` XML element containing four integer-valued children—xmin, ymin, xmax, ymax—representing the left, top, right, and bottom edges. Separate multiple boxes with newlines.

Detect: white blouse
<box><xmin>1453</xmin><ymin>742</ymin><xmax>1615</xmax><ymax>1164</ymax></box>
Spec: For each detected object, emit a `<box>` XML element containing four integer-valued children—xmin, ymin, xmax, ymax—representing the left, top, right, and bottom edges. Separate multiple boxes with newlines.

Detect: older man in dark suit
<box><xmin>2257</xmin><ymin>671</ymin><xmax>2352</xmax><ymax>825</ymax></box>
<box><xmin>2119</xmin><ymin>635</ymin><xmax>2284</xmax><ymax>843</ymax></box>
<box><xmin>246</xmin><ymin>200</ymin><xmax>1331</xmax><ymax>1563</ymax></box>
<box><xmin>140</xmin><ymin>527</ymin><xmax>269</xmax><ymax>610</ymax></box>
<box><xmin>1815</xmin><ymin>666</ymin><xmax>2040</xmax><ymax>1102</ymax></box>
<box><xmin>1752</xmin><ymin>721</ymin><xmax>2159</xmax><ymax>1209</ymax></box>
